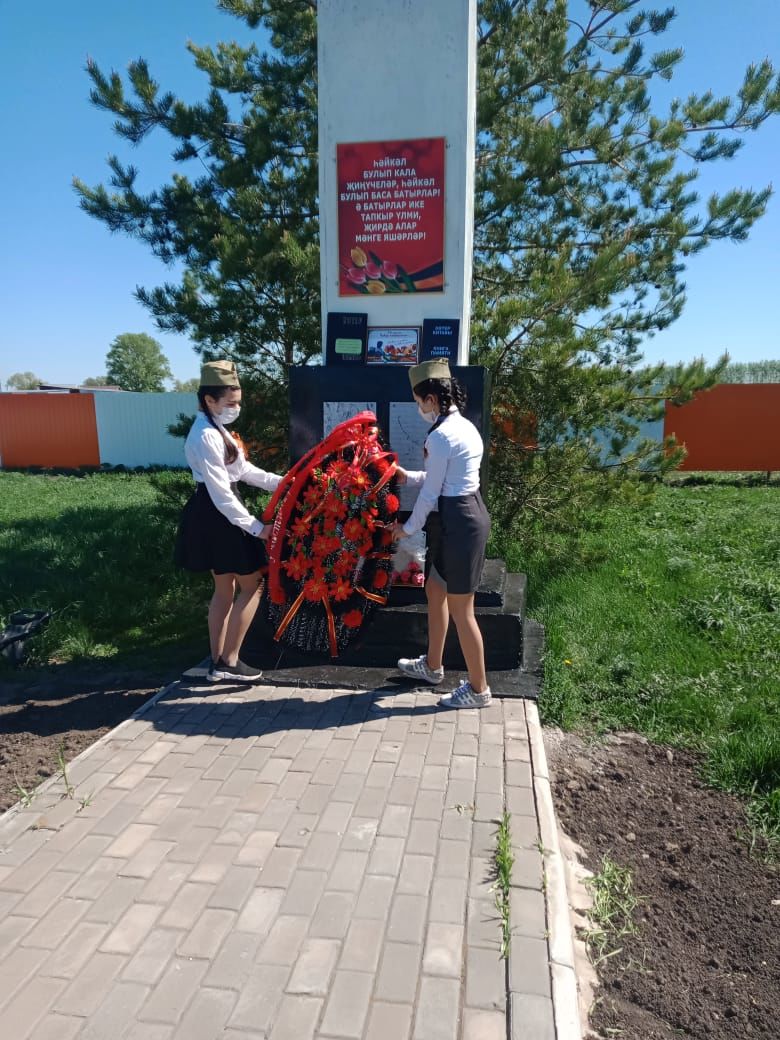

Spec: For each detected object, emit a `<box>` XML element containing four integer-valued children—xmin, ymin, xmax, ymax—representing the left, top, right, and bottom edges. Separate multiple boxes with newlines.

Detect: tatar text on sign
<box><xmin>337</xmin><ymin>138</ymin><xmax>445</xmax><ymax>296</ymax></box>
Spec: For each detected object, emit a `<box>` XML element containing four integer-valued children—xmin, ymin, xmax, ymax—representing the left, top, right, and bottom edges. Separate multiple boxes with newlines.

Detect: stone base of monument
<box><xmin>239</xmin><ymin>560</ymin><xmax>542</xmax><ymax>699</ymax></box>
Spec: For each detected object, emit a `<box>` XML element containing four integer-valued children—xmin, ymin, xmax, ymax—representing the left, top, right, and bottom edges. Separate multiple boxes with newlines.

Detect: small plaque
<box><xmin>326</xmin><ymin>312</ymin><xmax>368</xmax><ymax>365</ymax></box>
<box><xmin>389</xmin><ymin>401</ymin><xmax>429</xmax><ymax>511</ymax></box>
<box><xmin>421</xmin><ymin>319</ymin><xmax>460</xmax><ymax>363</ymax></box>
<box><xmin>366</xmin><ymin>326</ymin><xmax>420</xmax><ymax>366</ymax></box>
<box><xmin>323</xmin><ymin>401</ymin><xmax>376</xmax><ymax>437</ymax></box>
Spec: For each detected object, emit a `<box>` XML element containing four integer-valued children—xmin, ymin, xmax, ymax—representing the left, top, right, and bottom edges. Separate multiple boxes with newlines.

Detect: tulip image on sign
<box><xmin>344</xmin><ymin>247</ymin><xmax>419</xmax><ymax>295</ymax></box>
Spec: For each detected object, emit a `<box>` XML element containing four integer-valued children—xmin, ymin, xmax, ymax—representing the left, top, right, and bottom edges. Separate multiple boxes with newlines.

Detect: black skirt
<box><xmin>174</xmin><ymin>483</ymin><xmax>267</xmax><ymax>576</ymax></box>
<box><xmin>424</xmin><ymin>492</ymin><xmax>491</xmax><ymax>594</ymax></box>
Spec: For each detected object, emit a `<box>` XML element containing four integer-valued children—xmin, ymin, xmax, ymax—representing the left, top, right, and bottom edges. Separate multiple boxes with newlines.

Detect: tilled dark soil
<box><xmin>0</xmin><ymin>670</ymin><xmax>159</xmax><ymax>811</ymax></box>
<box><xmin>547</xmin><ymin>730</ymin><xmax>779</xmax><ymax>1040</ymax></box>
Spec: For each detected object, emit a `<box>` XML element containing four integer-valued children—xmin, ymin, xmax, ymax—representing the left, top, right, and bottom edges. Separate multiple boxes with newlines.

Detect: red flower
<box><xmin>324</xmin><ymin>495</ymin><xmax>347</xmax><ymax>520</ymax></box>
<box><xmin>349</xmin><ymin>469</ymin><xmax>370</xmax><ymax>491</ymax></box>
<box><xmin>373</xmin><ymin>569</ymin><xmax>389</xmax><ymax>589</ymax></box>
<box><xmin>312</xmin><ymin>534</ymin><xmax>333</xmax><ymax>559</ymax></box>
<box><xmin>331</xmin><ymin>579</ymin><xmax>352</xmax><ymax>602</ymax></box>
<box><xmin>303</xmin><ymin>575</ymin><xmax>328</xmax><ymax>602</ymax></box>
<box><xmin>343</xmin><ymin>517</ymin><xmax>365</xmax><ymax>541</ymax></box>
<box><xmin>290</xmin><ymin>516</ymin><xmax>309</xmax><ymax>539</ymax></box>
<box><xmin>385</xmin><ymin>493</ymin><xmax>400</xmax><ymax>514</ymax></box>
<box><xmin>333</xmin><ymin>553</ymin><xmax>357</xmax><ymax>578</ymax></box>
<box><xmin>379</xmin><ymin>528</ymin><xmax>394</xmax><ymax>547</ymax></box>
<box><xmin>357</xmin><ymin>539</ymin><xmax>373</xmax><ymax>558</ymax></box>
<box><xmin>303</xmin><ymin>484</ymin><xmax>321</xmax><ymax>507</ymax></box>
<box><xmin>326</xmin><ymin>460</ymin><xmax>349</xmax><ymax>479</ymax></box>
<box><xmin>342</xmin><ymin>609</ymin><xmax>363</xmax><ymax>629</ymax></box>
<box><xmin>283</xmin><ymin>555</ymin><xmax>308</xmax><ymax>581</ymax></box>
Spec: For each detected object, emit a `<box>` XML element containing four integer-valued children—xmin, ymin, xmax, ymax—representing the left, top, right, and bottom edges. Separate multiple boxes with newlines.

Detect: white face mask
<box><xmin>217</xmin><ymin>404</ymin><xmax>241</xmax><ymax>425</ymax></box>
<box><xmin>417</xmin><ymin>403</ymin><xmax>437</xmax><ymax>424</ymax></box>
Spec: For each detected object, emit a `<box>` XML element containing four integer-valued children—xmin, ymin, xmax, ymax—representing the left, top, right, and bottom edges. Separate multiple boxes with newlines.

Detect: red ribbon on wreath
<box><xmin>261</xmin><ymin>411</ymin><xmax>400</xmax><ymax>658</ymax></box>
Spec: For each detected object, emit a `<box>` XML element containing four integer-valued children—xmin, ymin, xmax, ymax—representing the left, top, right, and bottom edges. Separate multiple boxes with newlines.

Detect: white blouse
<box><xmin>184</xmin><ymin>412</ymin><xmax>282</xmax><ymax>536</ymax></box>
<box><xmin>402</xmin><ymin>409</ymin><xmax>484</xmax><ymax>536</ymax></box>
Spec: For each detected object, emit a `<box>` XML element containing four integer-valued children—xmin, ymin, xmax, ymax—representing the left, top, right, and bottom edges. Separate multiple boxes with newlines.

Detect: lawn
<box><xmin>2</xmin><ymin>469</ymin><xmax>778</xmax><ymax>839</ymax></box>
<box><xmin>0</xmin><ymin>470</ymin><xmax>210</xmax><ymax>673</ymax></box>
<box><xmin>516</xmin><ymin>477</ymin><xmax>780</xmax><ymax>841</ymax></box>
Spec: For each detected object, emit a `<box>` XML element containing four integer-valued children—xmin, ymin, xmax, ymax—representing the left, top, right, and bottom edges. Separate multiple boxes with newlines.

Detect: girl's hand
<box><xmin>395</xmin><ymin>467</ymin><xmax>408</xmax><ymax>486</ymax></box>
<box><xmin>392</xmin><ymin>521</ymin><xmax>407</xmax><ymax>542</ymax></box>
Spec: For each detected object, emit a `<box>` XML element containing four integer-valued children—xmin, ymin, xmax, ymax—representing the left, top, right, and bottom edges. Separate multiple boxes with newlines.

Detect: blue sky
<box><xmin>0</xmin><ymin>1</ymin><xmax>777</xmax><ymax>386</ymax></box>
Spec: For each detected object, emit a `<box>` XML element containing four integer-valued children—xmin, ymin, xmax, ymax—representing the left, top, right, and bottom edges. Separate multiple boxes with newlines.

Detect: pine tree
<box><xmin>75</xmin><ymin>1</ymin><xmax>780</xmax><ymax>549</ymax></box>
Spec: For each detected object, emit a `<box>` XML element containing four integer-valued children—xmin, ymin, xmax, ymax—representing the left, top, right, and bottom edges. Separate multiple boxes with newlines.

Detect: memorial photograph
<box><xmin>365</xmin><ymin>325</ymin><xmax>420</xmax><ymax>365</ymax></box>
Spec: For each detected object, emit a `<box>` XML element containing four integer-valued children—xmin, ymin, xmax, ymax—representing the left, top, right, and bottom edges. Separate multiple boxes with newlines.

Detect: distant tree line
<box><xmin>721</xmin><ymin>360</ymin><xmax>780</xmax><ymax>383</ymax></box>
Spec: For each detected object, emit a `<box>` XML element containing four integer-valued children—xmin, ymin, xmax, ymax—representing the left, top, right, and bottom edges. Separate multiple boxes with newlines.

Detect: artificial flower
<box><xmin>343</xmin><ymin>518</ymin><xmax>365</xmax><ymax>541</ymax></box>
<box><xmin>366</xmin><ymin>280</ymin><xmax>386</xmax><ymax>294</ymax></box>
<box><xmin>303</xmin><ymin>575</ymin><xmax>328</xmax><ymax>602</ymax></box>
<box><xmin>342</xmin><ymin>609</ymin><xmax>363</xmax><ymax>629</ymax></box>
<box><xmin>350</xmin><ymin>247</ymin><xmax>368</xmax><ymax>267</ymax></box>
<box><xmin>347</xmin><ymin>266</ymin><xmax>367</xmax><ymax>285</ymax></box>
<box><xmin>373</xmin><ymin>569</ymin><xmax>389</xmax><ymax>589</ymax></box>
<box><xmin>331</xmin><ymin>579</ymin><xmax>352</xmax><ymax>602</ymax></box>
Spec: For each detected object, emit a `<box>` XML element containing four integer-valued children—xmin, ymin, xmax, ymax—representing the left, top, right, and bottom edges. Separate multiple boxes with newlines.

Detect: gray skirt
<box><xmin>424</xmin><ymin>492</ymin><xmax>490</xmax><ymax>595</ymax></box>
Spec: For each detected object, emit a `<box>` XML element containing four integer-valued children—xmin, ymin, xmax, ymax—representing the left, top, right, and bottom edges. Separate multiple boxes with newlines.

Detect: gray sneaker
<box><xmin>439</xmin><ymin>680</ymin><xmax>492</xmax><ymax>709</ymax></box>
<box><xmin>397</xmin><ymin>654</ymin><xmax>444</xmax><ymax>685</ymax></box>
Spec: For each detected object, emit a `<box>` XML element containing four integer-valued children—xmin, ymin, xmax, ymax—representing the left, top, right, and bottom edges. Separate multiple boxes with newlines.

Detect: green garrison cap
<box><xmin>408</xmin><ymin>358</ymin><xmax>452</xmax><ymax>389</ymax></box>
<box><xmin>200</xmin><ymin>360</ymin><xmax>239</xmax><ymax>388</ymax></box>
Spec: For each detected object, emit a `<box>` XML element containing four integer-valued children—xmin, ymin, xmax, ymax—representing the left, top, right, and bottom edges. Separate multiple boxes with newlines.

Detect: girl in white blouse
<box><xmin>394</xmin><ymin>359</ymin><xmax>492</xmax><ymax>709</ymax></box>
<box><xmin>175</xmin><ymin>360</ymin><xmax>283</xmax><ymax>682</ymax></box>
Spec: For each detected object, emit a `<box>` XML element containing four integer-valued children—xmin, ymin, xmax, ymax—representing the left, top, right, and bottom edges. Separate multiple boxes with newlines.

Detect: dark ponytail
<box><xmin>198</xmin><ymin>386</ymin><xmax>239</xmax><ymax>464</ymax></box>
<box><xmin>411</xmin><ymin>376</ymin><xmax>467</xmax><ymax>416</ymax></box>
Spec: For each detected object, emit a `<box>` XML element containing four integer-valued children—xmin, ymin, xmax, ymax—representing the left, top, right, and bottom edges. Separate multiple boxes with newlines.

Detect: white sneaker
<box><xmin>397</xmin><ymin>654</ymin><xmax>444</xmax><ymax>685</ymax></box>
<box><xmin>439</xmin><ymin>680</ymin><xmax>492</xmax><ymax>709</ymax></box>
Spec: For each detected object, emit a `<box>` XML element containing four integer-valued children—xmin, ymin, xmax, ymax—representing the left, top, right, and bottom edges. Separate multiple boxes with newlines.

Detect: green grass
<box><xmin>516</xmin><ymin>480</ymin><xmax>780</xmax><ymax>844</ymax></box>
<box><xmin>583</xmin><ymin>855</ymin><xmax>639</xmax><ymax>965</ymax></box>
<box><xmin>492</xmin><ymin>812</ymin><xmax>514</xmax><ymax>959</ymax></box>
<box><xmin>0</xmin><ymin>470</ymin><xmax>211</xmax><ymax>675</ymax></box>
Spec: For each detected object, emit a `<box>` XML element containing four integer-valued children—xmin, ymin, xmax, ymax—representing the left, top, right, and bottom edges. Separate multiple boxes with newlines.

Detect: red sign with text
<box><xmin>337</xmin><ymin>137</ymin><xmax>445</xmax><ymax>296</ymax></box>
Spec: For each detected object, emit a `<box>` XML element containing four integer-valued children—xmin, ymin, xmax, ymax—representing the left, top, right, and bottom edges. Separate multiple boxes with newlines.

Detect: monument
<box><xmin>247</xmin><ymin>0</ymin><xmax>538</xmax><ymax>693</ymax></box>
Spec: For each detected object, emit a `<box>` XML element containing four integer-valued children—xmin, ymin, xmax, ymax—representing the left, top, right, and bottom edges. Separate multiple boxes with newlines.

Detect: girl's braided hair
<box><xmin>197</xmin><ymin>385</ymin><xmax>240</xmax><ymax>464</ymax></box>
<box><xmin>411</xmin><ymin>376</ymin><xmax>467</xmax><ymax>416</ymax></box>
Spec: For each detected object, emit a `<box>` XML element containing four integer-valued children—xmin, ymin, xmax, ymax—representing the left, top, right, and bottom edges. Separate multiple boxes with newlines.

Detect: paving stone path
<box><xmin>0</xmin><ymin>682</ymin><xmax>558</xmax><ymax>1040</ymax></box>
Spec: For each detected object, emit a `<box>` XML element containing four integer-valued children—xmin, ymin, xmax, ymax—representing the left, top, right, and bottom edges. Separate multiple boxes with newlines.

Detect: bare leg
<box><xmin>447</xmin><ymin>592</ymin><xmax>488</xmax><ymax>693</ymax></box>
<box><xmin>209</xmin><ymin>572</ymin><xmax>236</xmax><ymax>662</ymax></box>
<box><xmin>425</xmin><ymin>572</ymin><xmax>449</xmax><ymax>671</ymax></box>
<box><xmin>222</xmin><ymin>570</ymin><xmax>264</xmax><ymax>666</ymax></box>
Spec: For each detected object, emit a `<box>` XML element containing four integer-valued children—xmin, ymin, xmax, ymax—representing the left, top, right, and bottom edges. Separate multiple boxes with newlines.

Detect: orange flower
<box><xmin>350</xmin><ymin>246</ymin><xmax>368</xmax><ymax>267</ymax></box>
<box><xmin>366</xmin><ymin>280</ymin><xmax>386</xmax><ymax>295</ymax></box>
<box><xmin>342</xmin><ymin>609</ymin><xmax>363</xmax><ymax>629</ymax></box>
<box><xmin>373</xmin><ymin>569</ymin><xmax>389</xmax><ymax>589</ymax></box>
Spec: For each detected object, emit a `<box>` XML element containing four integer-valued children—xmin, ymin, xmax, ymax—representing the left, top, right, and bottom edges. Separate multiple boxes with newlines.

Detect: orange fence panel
<box><xmin>0</xmin><ymin>393</ymin><xmax>100</xmax><ymax>468</ymax></box>
<box><xmin>664</xmin><ymin>384</ymin><xmax>780</xmax><ymax>471</ymax></box>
